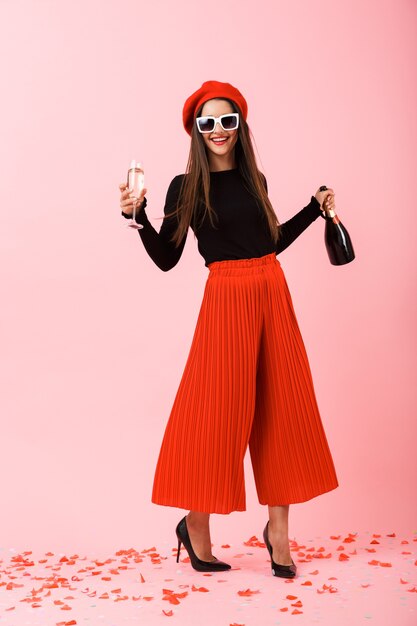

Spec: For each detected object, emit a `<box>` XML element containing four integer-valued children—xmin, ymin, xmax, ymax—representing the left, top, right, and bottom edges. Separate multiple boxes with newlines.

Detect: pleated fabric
<box><xmin>151</xmin><ymin>252</ymin><xmax>339</xmax><ymax>514</ymax></box>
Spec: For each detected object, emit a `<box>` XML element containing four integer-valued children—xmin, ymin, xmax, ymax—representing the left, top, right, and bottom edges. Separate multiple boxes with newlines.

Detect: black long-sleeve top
<box><xmin>121</xmin><ymin>168</ymin><xmax>327</xmax><ymax>271</ymax></box>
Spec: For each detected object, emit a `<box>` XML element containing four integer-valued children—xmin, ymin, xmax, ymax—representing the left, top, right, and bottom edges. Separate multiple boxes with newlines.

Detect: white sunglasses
<box><xmin>195</xmin><ymin>112</ymin><xmax>239</xmax><ymax>133</ymax></box>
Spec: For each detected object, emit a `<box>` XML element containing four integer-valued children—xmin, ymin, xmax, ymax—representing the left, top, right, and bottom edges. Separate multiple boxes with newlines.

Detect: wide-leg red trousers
<box><xmin>151</xmin><ymin>252</ymin><xmax>339</xmax><ymax>514</ymax></box>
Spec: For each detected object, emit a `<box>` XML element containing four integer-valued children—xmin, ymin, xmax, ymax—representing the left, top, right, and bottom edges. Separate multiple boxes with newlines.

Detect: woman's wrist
<box><xmin>310</xmin><ymin>195</ymin><xmax>327</xmax><ymax>219</ymax></box>
<box><xmin>121</xmin><ymin>196</ymin><xmax>148</xmax><ymax>223</ymax></box>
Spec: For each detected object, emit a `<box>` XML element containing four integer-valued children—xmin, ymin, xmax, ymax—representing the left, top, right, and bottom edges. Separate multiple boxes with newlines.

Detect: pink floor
<box><xmin>1</xmin><ymin>530</ymin><xmax>416</xmax><ymax>626</ymax></box>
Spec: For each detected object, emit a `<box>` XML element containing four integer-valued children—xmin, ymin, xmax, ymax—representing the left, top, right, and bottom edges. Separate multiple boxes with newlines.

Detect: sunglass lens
<box><xmin>197</xmin><ymin>117</ymin><xmax>215</xmax><ymax>132</ymax></box>
<box><xmin>222</xmin><ymin>115</ymin><xmax>238</xmax><ymax>130</ymax></box>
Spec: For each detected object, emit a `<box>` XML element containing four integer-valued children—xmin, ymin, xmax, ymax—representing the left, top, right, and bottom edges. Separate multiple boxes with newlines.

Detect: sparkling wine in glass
<box><xmin>126</xmin><ymin>159</ymin><xmax>145</xmax><ymax>229</ymax></box>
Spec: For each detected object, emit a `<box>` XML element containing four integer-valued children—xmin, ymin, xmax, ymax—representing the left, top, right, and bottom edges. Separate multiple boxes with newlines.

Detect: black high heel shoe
<box><xmin>175</xmin><ymin>515</ymin><xmax>231</xmax><ymax>572</ymax></box>
<box><xmin>263</xmin><ymin>520</ymin><xmax>297</xmax><ymax>578</ymax></box>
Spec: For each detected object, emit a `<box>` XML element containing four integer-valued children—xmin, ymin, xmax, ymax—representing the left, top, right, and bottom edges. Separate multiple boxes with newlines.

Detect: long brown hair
<box><xmin>163</xmin><ymin>98</ymin><xmax>282</xmax><ymax>248</ymax></box>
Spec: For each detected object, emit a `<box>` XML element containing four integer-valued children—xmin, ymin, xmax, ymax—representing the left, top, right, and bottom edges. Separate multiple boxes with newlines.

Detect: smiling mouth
<box><xmin>210</xmin><ymin>137</ymin><xmax>229</xmax><ymax>145</ymax></box>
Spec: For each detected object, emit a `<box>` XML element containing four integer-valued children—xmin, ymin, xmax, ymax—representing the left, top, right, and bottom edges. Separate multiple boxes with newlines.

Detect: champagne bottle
<box><xmin>319</xmin><ymin>185</ymin><xmax>355</xmax><ymax>265</ymax></box>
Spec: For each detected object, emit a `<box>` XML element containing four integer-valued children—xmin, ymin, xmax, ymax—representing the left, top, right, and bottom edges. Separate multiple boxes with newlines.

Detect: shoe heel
<box><xmin>263</xmin><ymin>520</ymin><xmax>297</xmax><ymax>579</ymax></box>
<box><xmin>174</xmin><ymin>515</ymin><xmax>231</xmax><ymax>572</ymax></box>
<box><xmin>176</xmin><ymin>537</ymin><xmax>182</xmax><ymax>563</ymax></box>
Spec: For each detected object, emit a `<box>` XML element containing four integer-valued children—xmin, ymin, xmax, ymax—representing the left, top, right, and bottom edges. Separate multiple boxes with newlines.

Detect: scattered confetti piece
<box><xmin>237</xmin><ymin>588</ymin><xmax>260</xmax><ymax>596</ymax></box>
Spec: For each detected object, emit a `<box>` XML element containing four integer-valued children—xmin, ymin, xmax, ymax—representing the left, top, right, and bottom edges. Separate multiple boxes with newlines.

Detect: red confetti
<box><xmin>237</xmin><ymin>588</ymin><xmax>260</xmax><ymax>596</ymax></box>
<box><xmin>244</xmin><ymin>535</ymin><xmax>264</xmax><ymax>547</ymax></box>
<box><xmin>0</xmin><ymin>533</ymin><xmax>412</xmax><ymax>624</ymax></box>
<box><xmin>317</xmin><ymin>584</ymin><xmax>338</xmax><ymax>594</ymax></box>
<box><xmin>162</xmin><ymin>588</ymin><xmax>188</xmax><ymax>605</ymax></box>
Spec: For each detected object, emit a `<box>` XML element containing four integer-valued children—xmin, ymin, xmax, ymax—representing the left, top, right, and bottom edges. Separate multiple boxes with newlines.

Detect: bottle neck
<box><xmin>323</xmin><ymin>208</ymin><xmax>341</xmax><ymax>224</ymax></box>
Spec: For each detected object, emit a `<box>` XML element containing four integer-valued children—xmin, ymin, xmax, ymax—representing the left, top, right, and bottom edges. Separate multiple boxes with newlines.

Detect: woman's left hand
<box><xmin>315</xmin><ymin>187</ymin><xmax>335</xmax><ymax>212</ymax></box>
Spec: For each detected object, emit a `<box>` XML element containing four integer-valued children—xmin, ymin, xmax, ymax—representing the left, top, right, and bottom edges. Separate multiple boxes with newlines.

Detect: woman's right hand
<box><xmin>119</xmin><ymin>182</ymin><xmax>148</xmax><ymax>217</ymax></box>
<box><xmin>315</xmin><ymin>187</ymin><xmax>335</xmax><ymax>211</ymax></box>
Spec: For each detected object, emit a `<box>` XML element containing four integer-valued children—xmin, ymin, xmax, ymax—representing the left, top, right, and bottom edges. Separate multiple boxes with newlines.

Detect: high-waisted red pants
<box><xmin>151</xmin><ymin>252</ymin><xmax>339</xmax><ymax>514</ymax></box>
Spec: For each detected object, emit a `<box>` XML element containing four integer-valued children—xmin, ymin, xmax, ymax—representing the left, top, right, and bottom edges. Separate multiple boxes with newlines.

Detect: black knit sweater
<box><xmin>121</xmin><ymin>168</ymin><xmax>327</xmax><ymax>271</ymax></box>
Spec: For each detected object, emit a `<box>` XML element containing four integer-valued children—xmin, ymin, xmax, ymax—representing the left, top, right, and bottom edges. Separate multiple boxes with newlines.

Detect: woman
<box><xmin>119</xmin><ymin>80</ymin><xmax>339</xmax><ymax>579</ymax></box>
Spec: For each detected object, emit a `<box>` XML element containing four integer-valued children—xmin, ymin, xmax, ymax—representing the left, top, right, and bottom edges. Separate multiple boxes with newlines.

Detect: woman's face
<box><xmin>198</xmin><ymin>98</ymin><xmax>239</xmax><ymax>163</ymax></box>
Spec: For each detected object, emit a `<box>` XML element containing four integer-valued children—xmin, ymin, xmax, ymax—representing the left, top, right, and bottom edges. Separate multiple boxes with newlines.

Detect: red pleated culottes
<box><xmin>151</xmin><ymin>252</ymin><xmax>339</xmax><ymax>514</ymax></box>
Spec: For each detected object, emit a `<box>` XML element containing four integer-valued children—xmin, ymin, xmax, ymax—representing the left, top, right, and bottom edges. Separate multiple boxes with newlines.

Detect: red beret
<box><xmin>182</xmin><ymin>80</ymin><xmax>248</xmax><ymax>136</ymax></box>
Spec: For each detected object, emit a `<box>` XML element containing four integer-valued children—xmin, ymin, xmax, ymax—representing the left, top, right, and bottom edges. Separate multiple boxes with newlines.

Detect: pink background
<box><xmin>1</xmin><ymin>0</ymin><xmax>416</xmax><ymax>555</ymax></box>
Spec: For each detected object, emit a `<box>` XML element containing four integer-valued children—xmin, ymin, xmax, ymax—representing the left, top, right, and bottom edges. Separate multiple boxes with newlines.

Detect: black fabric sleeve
<box><xmin>121</xmin><ymin>175</ymin><xmax>187</xmax><ymax>271</ymax></box>
<box><xmin>276</xmin><ymin>195</ymin><xmax>325</xmax><ymax>255</ymax></box>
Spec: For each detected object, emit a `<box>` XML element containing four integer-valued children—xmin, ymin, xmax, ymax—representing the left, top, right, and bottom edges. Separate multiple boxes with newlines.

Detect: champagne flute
<box><xmin>126</xmin><ymin>159</ymin><xmax>145</xmax><ymax>229</ymax></box>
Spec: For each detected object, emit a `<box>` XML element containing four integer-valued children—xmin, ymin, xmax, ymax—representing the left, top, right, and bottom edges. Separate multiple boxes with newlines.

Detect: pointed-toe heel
<box><xmin>263</xmin><ymin>520</ymin><xmax>297</xmax><ymax>578</ymax></box>
<box><xmin>175</xmin><ymin>515</ymin><xmax>231</xmax><ymax>572</ymax></box>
